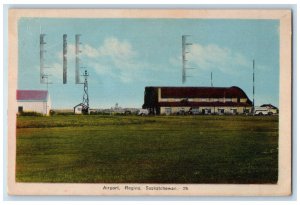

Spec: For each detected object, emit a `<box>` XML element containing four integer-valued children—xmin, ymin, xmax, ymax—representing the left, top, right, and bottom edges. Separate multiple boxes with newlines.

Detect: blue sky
<box><xmin>18</xmin><ymin>18</ymin><xmax>279</xmax><ymax>109</ymax></box>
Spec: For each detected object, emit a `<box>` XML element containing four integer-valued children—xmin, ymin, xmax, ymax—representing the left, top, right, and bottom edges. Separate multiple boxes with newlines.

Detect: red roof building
<box><xmin>16</xmin><ymin>90</ymin><xmax>51</xmax><ymax>115</ymax></box>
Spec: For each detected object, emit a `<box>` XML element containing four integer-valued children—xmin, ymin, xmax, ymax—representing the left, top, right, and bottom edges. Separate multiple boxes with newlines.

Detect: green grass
<box><xmin>16</xmin><ymin>115</ymin><xmax>278</xmax><ymax>184</ymax></box>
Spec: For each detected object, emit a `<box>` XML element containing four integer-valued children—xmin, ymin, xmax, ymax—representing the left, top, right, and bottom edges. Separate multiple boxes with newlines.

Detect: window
<box><xmin>202</xmin><ymin>109</ymin><xmax>211</xmax><ymax>114</ymax></box>
<box><xmin>18</xmin><ymin>106</ymin><xmax>23</xmax><ymax>113</ymax></box>
<box><xmin>231</xmin><ymin>109</ymin><xmax>237</xmax><ymax>114</ymax></box>
<box><xmin>244</xmin><ymin>109</ymin><xmax>250</xmax><ymax>113</ymax></box>
<box><xmin>190</xmin><ymin>107</ymin><xmax>199</xmax><ymax>111</ymax></box>
<box><xmin>218</xmin><ymin>109</ymin><xmax>224</xmax><ymax>114</ymax></box>
<box><xmin>165</xmin><ymin>107</ymin><xmax>172</xmax><ymax>115</ymax></box>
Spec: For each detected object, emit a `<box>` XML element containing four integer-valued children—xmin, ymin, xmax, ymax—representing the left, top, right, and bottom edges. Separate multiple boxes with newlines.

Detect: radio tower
<box><xmin>40</xmin><ymin>33</ymin><xmax>47</xmax><ymax>83</ymax></box>
<box><xmin>81</xmin><ymin>70</ymin><xmax>89</xmax><ymax>114</ymax></box>
<box><xmin>182</xmin><ymin>35</ymin><xmax>194</xmax><ymax>84</ymax></box>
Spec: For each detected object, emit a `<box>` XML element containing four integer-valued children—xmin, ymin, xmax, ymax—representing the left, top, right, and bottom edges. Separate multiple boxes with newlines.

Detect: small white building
<box><xmin>260</xmin><ymin>104</ymin><xmax>279</xmax><ymax>115</ymax></box>
<box><xmin>17</xmin><ymin>90</ymin><xmax>51</xmax><ymax>115</ymax></box>
<box><xmin>74</xmin><ymin>103</ymin><xmax>89</xmax><ymax>114</ymax></box>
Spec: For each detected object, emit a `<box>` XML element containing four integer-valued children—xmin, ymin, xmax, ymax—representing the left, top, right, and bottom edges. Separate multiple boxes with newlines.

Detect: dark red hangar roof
<box><xmin>17</xmin><ymin>90</ymin><xmax>48</xmax><ymax>101</ymax></box>
<box><xmin>158</xmin><ymin>86</ymin><xmax>249</xmax><ymax>99</ymax></box>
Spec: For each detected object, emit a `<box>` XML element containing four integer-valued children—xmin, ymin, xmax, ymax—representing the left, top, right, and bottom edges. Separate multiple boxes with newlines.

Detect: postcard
<box><xmin>7</xmin><ymin>9</ymin><xmax>292</xmax><ymax>196</ymax></box>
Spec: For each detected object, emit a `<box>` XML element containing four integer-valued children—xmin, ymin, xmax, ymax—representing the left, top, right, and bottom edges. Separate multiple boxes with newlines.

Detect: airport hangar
<box><xmin>142</xmin><ymin>86</ymin><xmax>253</xmax><ymax>115</ymax></box>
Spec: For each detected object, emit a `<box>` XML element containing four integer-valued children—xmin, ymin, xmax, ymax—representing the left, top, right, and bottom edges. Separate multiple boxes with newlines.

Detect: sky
<box><xmin>18</xmin><ymin>18</ymin><xmax>279</xmax><ymax>109</ymax></box>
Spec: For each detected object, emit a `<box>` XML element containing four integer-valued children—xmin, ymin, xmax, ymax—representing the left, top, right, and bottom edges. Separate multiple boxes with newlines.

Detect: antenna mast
<box><xmin>182</xmin><ymin>35</ymin><xmax>193</xmax><ymax>84</ymax></box>
<box><xmin>75</xmin><ymin>34</ymin><xmax>82</xmax><ymax>84</ymax></box>
<box><xmin>40</xmin><ymin>34</ymin><xmax>46</xmax><ymax>83</ymax></box>
<box><xmin>63</xmin><ymin>34</ymin><xmax>67</xmax><ymax>84</ymax></box>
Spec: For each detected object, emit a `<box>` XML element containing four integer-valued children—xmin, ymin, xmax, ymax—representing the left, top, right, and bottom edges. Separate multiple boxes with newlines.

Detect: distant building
<box><xmin>260</xmin><ymin>104</ymin><xmax>279</xmax><ymax>114</ymax></box>
<box><xmin>111</xmin><ymin>103</ymin><xmax>124</xmax><ymax>114</ymax></box>
<box><xmin>142</xmin><ymin>86</ymin><xmax>253</xmax><ymax>115</ymax></box>
<box><xmin>17</xmin><ymin>90</ymin><xmax>51</xmax><ymax>115</ymax></box>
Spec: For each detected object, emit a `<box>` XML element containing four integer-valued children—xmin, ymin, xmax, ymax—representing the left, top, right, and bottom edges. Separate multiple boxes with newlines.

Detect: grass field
<box><xmin>16</xmin><ymin>115</ymin><xmax>278</xmax><ymax>184</ymax></box>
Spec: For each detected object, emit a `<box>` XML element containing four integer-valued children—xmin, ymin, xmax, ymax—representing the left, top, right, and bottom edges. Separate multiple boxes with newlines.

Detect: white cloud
<box><xmin>82</xmin><ymin>44</ymin><xmax>99</xmax><ymax>58</ymax></box>
<box><xmin>170</xmin><ymin>43</ymin><xmax>249</xmax><ymax>74</ymax></box>
<box><xmin>83</xmin><ymin>37</ymin><xmax>142</xmax><ymax>83</ymax></box>
<box><xmin>45</xmin><ymin>62</ymin><xmax>65</xmax><ymax>83</ymax></box>
<box><xmin>49</xmin><ymin>37</ymin><xmax>144</xmax><ymax>83</ymax></box>
<box><xmin>75</xmin><ymin>37</ymin><xmax>138</xmax><ymax>68</ymax></box>
<box><xmin>98</xmin><ymin>37</ymin><xmax>137</xmax><ymax>60</ymax></box>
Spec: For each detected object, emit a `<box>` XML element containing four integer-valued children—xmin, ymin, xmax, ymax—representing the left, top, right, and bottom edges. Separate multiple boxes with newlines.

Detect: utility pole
<box><xmin>252</xmin><ymin>59</ymin><xmax>255</xmax><ymax>113</ymax></box>
<box><xmin>211</xmin><ymin>72</ymin><xmax>213</xmax><ymax>87</ymax></box>
<box><xmin>42</xmin><ymin>74</ymin><xmax>52</xmax><ymax>115</ymax></box>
